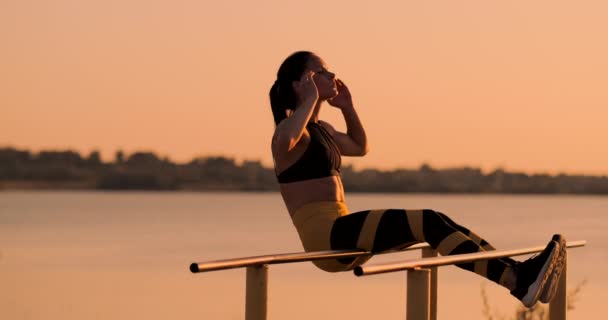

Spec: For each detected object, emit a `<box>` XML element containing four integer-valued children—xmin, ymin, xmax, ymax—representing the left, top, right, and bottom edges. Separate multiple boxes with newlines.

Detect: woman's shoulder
<box><xmin>271</xmin><ymin>120</ymin><xmax>310</xmax><ymax>154</ymax></box>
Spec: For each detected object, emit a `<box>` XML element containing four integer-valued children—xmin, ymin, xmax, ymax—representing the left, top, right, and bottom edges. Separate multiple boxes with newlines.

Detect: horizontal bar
<box><xmin>354</xmin><ymin>240</ymin><xmax>586</xmax><ymax>276</ymax></box>
<box><xmin>190</xmin><ymin>243</ymin><xmax>430</xmax><ymax>273</ymax></box>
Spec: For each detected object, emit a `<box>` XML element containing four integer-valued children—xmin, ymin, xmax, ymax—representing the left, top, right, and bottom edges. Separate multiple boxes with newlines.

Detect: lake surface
<box><xmin>0</xmin><ymin>191</ymin><xmax>605</xmax><ymax>319</ymax></box>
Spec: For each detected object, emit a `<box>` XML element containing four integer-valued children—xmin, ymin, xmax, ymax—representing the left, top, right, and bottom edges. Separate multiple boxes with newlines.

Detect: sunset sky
<box><xmin>2</xmin><ymin>1</ymin><xmax>607</xmax><ymax>175</ymax></box>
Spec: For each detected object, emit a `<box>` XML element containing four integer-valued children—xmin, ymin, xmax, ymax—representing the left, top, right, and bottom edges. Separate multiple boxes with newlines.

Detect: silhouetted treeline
<box><xmin>1</xmin><ymin>147</ymin><xmax>607</xmax><ymax>194</ymax></box>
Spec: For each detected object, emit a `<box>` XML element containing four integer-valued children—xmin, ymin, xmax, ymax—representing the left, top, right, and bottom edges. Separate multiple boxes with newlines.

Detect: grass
<box><xmin>480</xmin><ymin>280</ymin><xmax>587</xmax><ymax>320</ymax></box>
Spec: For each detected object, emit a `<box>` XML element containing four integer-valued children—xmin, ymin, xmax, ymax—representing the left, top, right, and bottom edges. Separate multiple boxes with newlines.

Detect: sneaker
<box><xmin>539</xmin><ymin>234</ymin><xmax>567</xmax><ymax>303</ymax></box>
<box><xmin>510</xmin><ymin>238</ymin><xmax>560</xmax><ymax>308</ymax></box>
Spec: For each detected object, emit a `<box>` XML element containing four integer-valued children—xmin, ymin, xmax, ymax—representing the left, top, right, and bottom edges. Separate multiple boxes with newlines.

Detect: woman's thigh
<box><xmin>330</xmin><ymin>209</ymin><xmax>422</xmax><ymax>253</ymax></box>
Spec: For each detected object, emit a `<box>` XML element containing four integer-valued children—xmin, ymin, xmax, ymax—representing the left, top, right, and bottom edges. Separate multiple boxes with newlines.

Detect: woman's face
<box><xmin>307</xmin><ymin>55</ymin><xmax>338</xmax><ymax>100</ymax></box>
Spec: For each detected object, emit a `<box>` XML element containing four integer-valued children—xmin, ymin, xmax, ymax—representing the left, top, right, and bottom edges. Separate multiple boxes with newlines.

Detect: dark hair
<box><xmin>269</xmin><ymin>51</ymin><xmax>315</xmax><ymax>125</ymax></box>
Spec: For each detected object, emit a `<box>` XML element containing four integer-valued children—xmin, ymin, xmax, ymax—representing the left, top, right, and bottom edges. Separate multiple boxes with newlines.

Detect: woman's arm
<box><xmin>322</xmin><ymin>79</ymin><xmax>369</xmax><ymax>156</ymax></box>
<box><xmin>272</xmin><ymin>71</ymin><xmax>318</xmax><ymax>154</ymax></box>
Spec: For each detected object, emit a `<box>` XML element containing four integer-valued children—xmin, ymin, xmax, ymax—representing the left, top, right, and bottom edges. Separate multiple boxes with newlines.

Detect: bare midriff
<box><xmin>279</xmin><ymin>175</ymin><xmax>346</xmax><ymax>217</ymax></box>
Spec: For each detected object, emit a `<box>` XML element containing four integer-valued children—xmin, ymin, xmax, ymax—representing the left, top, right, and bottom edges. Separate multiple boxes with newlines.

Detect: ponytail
<box><xmin>269</xmin><ymin>80</ymin><xmax>289</xmax><ymax>125</ymax></box>
<box><xmin>269</xmin><ymin>51</ymin><xmax>314</xmax><ymax>126</ymax></box>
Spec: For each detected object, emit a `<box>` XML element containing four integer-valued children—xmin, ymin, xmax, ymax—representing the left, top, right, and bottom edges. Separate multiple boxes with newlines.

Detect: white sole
<box><xmin>539</xmin><ymin>238</ymin><xmax>567</xmax><ymax>303</ymax></box>
<box><xmin>521</xmin><ymin>243</ymin><xmax>560</xmax><ymax>308</ymax></box>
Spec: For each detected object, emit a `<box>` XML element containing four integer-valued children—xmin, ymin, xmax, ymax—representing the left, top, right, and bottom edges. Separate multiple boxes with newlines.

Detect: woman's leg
<box><xmin>330</xmin><ymin>208</ymin><xmax>561</xmax><ymax>307</ymax></box>
<box><xmin>331</xmin><ymin>209</ymin><xmax>513</xmax><ymax>285</ymax></box>
<box><xmin>434</xmin><ymin>211</ymin><xmax>495</xmax><ymax>250</ymax></box>
<box><xmin>434</xmin><ymin>211</ymin><xmax>518</xmax><ymax>265</ymax></box>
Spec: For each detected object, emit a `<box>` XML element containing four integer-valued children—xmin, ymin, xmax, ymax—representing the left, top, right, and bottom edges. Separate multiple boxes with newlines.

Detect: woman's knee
<box><xmin>422</xmin><ymin>209</ymin><xmax>443</xmax><ymax>223</ymax></box>
<box><xmin>421</xmin><ymin>209</ymin><xmax>454</xmax><ymax>234</ymax></box>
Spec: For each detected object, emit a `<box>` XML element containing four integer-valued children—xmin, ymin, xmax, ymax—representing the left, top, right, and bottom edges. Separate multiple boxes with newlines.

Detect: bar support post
<box><xmin>407</xmin><ymin>268</ymin><xmax>431</xmax><ymax>320</ymax></box>
<box><xmin>246</xmin><ymin>265</ymin><xmax>268</xmax><ymax>320</ymax></box>
<box><xmin>549</xmin><ymin>251</ymin><xmax>568</xmax><ymax>320</ymax></box>
<box><xmin>421</xmin><ymin>247</ymin><xmax>438</xmax><ymax>320</ymax></box>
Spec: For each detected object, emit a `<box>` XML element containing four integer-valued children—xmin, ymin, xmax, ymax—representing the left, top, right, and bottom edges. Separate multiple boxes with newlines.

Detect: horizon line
<box><xmin>2</xmin><ymin>145</ymin><xmax>607</xmax><ymax>178</ymax></box>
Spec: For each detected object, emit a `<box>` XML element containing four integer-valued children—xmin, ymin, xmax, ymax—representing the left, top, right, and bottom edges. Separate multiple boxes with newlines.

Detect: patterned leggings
<box><xmin>330</xmin><ymin>208</ymin><xmax>516</xmax><ymax>285</ymax></box>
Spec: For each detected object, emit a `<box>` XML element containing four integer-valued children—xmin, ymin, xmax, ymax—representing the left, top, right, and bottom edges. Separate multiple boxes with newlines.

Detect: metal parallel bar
<box><xmin>245</xmin><ymin>265</ymin><xmax>268</xmax><ymax>320</ymax></box>
<box><xmin>355</xmin><ymin>241</ymin><xmax>586</xmax><ymax>276</ymax></box>
<box><xmin>407</xmin><ymin>268</ymin><xmax>431</xmax><ymax>320</ymax></box>
<box><xmin>190</xmin><ymin>240</ymin><xmax>586</xmax><ymax>320</ymax></box>
<box><xmin>190</xmin><ymin>243</ymin><xmax>430</xmax><ymax>273</ymax></box>
<box><xmin>549</xmin><ymin>250</ymin><xmax>568</xmax><ymax>320</ymax></box>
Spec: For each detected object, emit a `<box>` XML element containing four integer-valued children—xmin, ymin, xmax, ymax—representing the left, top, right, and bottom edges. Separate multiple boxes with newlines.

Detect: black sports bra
<box><xmin>276</xmin><ymin>122</ymin><xmax>341</xmax><ymax>183</ymax></box>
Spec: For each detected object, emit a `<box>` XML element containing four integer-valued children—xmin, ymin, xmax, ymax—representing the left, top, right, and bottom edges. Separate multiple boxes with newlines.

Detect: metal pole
<box><xmin>549</xmin><ymin>251</ymin><xmax>568</xmax><ymax>320</ymax></box>
<box><xmin>407</xmin><ymin>268</ymin><xmax>431</xmax><ymax>320</ymax></box>
<box><xmin>245</xmin><ymin>265</ymin><xmax>268</xmax><ymax>320</ymax></box>
<box><xmin>421</xmin><ymin>248</ymin><xmax>438</xmax><ymax>320</ymax></box>
<box><xmin>355</xmin><ymin>240</ymin><xmax>586</xmax><ymax>276</ymax></box>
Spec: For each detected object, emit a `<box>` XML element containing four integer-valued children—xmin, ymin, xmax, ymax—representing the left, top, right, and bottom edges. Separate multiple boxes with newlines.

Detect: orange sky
<box><xmin>1</xmin><ymin>1</ymin><xmax>607</xmax><ymax>175</ymax></box>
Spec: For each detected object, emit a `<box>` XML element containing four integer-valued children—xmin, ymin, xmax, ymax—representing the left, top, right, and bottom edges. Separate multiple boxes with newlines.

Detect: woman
<box><xmin>269</xmin><ymin>51</ymin><xmax>566</xmax><ymax>308</ymax></box>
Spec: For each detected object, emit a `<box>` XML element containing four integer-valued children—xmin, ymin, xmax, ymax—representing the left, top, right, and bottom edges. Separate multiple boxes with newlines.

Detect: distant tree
<box><xmin>87</xmin><ymin>150</ymin><xmax>102</xmax><ymax>166</ymax></box>
<box><xmin>126</xmin><ymin>151</ymin><xmax>161</xmax><ymax>167</ymax></box>
<box><xmin>241</xmin><ymin>160</ymin><xmax>276</xmax><ymax>190</ymax></box>
<box><xmin>0</xmin><ymin>148</ymin><xmax>31</xmax><ymax>163</ymax></box>
<box><xmin>420</xmin><ymin>163</ymin><xmax>434</xmax><ymax>173</ymax></box>
<box><xmin>115</xmin><ymin>150</ymin><xmax>124</xmax><ymax>164</ymax></box>
<box><xmin>36</xmin><ymin>150</ymin><xmax>84</xmax><ymax>167</ymax></box>
<box><xmin>0</xmin><ymin>148</ymin><xmax>32</xmax><ymax>179</ymax></box>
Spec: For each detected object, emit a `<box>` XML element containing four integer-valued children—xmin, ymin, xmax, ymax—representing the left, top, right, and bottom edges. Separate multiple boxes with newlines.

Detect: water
<box><xmin>0</xmin><ymin>191</ymin><xmax>605</xmax><ymax>319</ymax></box>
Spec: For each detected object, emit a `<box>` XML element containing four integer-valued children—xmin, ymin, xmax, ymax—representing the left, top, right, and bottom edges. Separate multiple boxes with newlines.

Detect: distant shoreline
<box><xmin>2</xmin><ymin>147</ymin><xmax>608</xmax><ymax>195</ymax></box>
<box><xmin>2</xmin><ymin>181</ymin><xmax>608</xmax><ymax>196</ymax></box>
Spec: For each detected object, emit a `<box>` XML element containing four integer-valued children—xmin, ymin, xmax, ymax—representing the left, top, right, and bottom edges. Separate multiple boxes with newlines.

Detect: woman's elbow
<box><xmin>280</xmin><ymin>136</ymin><xmax>301</xmax><ymax>153</ymax></box>
<box><xmin>358</xmin><ymin>144</ymin><xmax>370</xmax><ymax>156</ymax></box>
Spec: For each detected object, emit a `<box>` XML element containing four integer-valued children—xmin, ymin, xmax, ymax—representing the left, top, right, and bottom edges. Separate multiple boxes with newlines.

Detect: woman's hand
<box><xmin>328</xmin><ymin>79</ymin><xmax>353</xmax><ymax>109</ymax></box>
<box><xmin>293</xmin><ymin>71</ymin><xmax>319</xmax><ymax>105</ymax></box>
